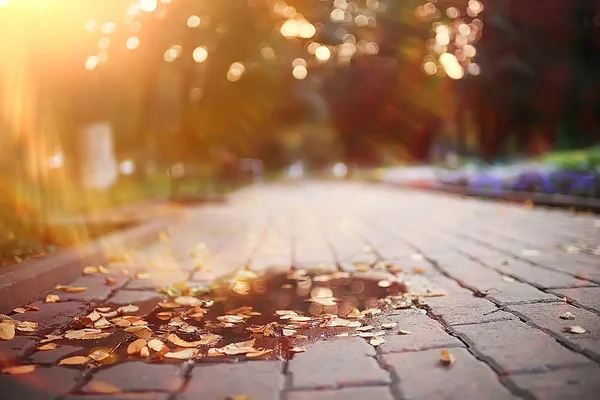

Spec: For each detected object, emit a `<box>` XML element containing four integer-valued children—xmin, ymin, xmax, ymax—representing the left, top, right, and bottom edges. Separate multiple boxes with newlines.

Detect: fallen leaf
<box><xmin>12</xmin><ymin>305</ymin><xmax>39</xmax><ymax>314</ymax></box>
<box><xmin>140</xmin><ymin>346</ymin><xmax>150</xmax><ymax>358</ymax></box>
<box><xmin>54</xmin><ymin>285</ymin><xmax>88</xmax><ymax>293</ymax></box>
<box><xmin>65</xmin><ymin>329</ymin><xmax>111</xmax><ymax>340</ymax></box>
<box><xmin>501</xmin><ymin>276</ymin><xmax>515</xmax><ymax>283</ymax></box>
<box><xmin>156</xmin><ymin>312</ymin><xmax>172</xmax><ymax>321</ymax></box>
<box><xmin>289</xmin><ymin>347</ymin><xmax>306</xmax><ymax>353</ymax></box>
<box><xmin>105</xmin><ymin>277</ymin><xmax>117</xmax><ymax>286</ymax></box>
<box><xmin>37</xmin><ymin>343</ymin><xmax>57</xmax><ymax>351</ymax></box>
<box><xmin>346</xmin><ymin>307</ymin><xmax>362</xmax><ymax>318</ymax></box>
<box><xmin>560</xmin><ymin>312</ymin><xmax>576</xmax><ymax>320</ymax></box>
<box><xmin>282</xmin><ymin>329</ymin><xmax>296</xmax><ymax>337</ymax></box>
<box><xmin>563</xmin><ymin>325</ymin><xmax>586</xmax><ymax>334</ymax></box>
<box><xmin>0</xmin><ymin>322</ymin><xmax>16</xmax><ymax>340</ymax></box>
<box><xmin>397</xmin><ymin>329</ymin><xmax>411</xmax><ymax>335</ymax></box>
<box><xmin>412</xmin><ymin>267</ymin><xmax>426</xmax><ymax>274</ymax></box>
<box><xmin>86</xmin><ymin>380</ymin><xmax>121</xmax><ymax>394</ymax></box>
<box><xmin>207</xmin><ymin>348</ymin><xmax>224</xmax><ymax>357</ymax></box>
<box><xmin>15</xmin><ymin>321</ymin><xmax>38</xmax><ymax>332</ymax></box>
<box><xmin>473</xmin><ymin>290</ymin><xmax>489</xmax><ymax>298</ymax></box>
<box><xmin>199</xmin><ymin>334</ymin><xmax>221</xmax><ymax>345</ymax></box>
<box><xmin>89</xmin><ymin>349</ymin><xmax>111</xmax><ymax>362</ymax></box>
<box><xmin>147</xmin><ymin>339</ymin><xmax>166</xmax><ymax>352</ymax></box>
<box><xmin>227</xmin><ymin>306</ymin><xmax>254</xmax><ymax>315</ymax></box>
<box><xmin>377</xmin><ymin>280</ymin><xmax>392</xmax><ymax>288</ymax></box>
<box><xmin>45</xmin><ymin>294</ymin><xmax>59</xmax><ymax>303</ymax></box>
<box><xmin>1</xmin><ymin>365</ymin><xmax>36</xmax><ymax>375</ymax></box>
<box><xmin>217</xmin><ymin>338</ymin><xmax>256</xmax><ymax>355</ymax></box>
<box><xmin>127</xmin><ymin>338</ymin><xmax>147</xmax><ymax>355</ymax></box>
<box><xmin>246</xmin><ymin>349</ymin><xmax>273</xmax><ymax>359</ymax></box>
<box><xmin>217</xmin><ymin>315</ymin><xmax>245</xmax><ymax>324</ymax></box>
<box><xmin>135</xmin><ymin>272</ymin><xmax>151</xmax><ymax>280</ymax></box>
<box><xmin>83</xmin><ymin>266</ymin><xmax>100</xmax><ymax>275</ymax></box>
<box><xmin>59</xmin><ymin>356</ymin><xmax>89</xmax><ymax>365</ymax></box>
<box><xmin>117</xmin><ymin>305</ymin><xmax>139</xmax><ymax>314</ymax></box>
<box><xmin>98</xmin><ymin>266</ymin><xmax>110</xmax><ymax>274</ymax></box>
<box><xmin>124</xmin><ymin>326</ymin><xmax>152</xmax><ymax>339</ymax></box>
<box><xmin>275</xmin><ymin>310</ymin><xmax>298</xmax><ymax>316</ymax></box>
<box><xmin>158</xmin><ymin>302</ymin><xmax>181</xmax><ymax>309</ymax></box>
<box><xmin>167</xmin><ymin>333</ymin><xmax>204</xmax><ymax>348</ymax></box>
<box><xmin>370</xmin><ymin>337</ymin><xmax>385</xmax><ymax>346</ymax></box>
<box><xmin>362</xmin><ymin>308</ymin><xmax>381</xmax><ymax>316</ymax></box>
<box><xmin>164</xmin><ymin>348</ymin><xmax>198</xmax><ymax>360</ymax></box>
<box><xmin>439</xmin><ymin>348</ymin><xmax>455</xmax><ymax>367</ymax></box>
<box><xmin>381</xmin><ymin>323</ymin><xmax>397</xmax><ymax>330</ymax></box>
<box><xmin>39</xmin><ymin>334</ymin><xmax>62</xmax><ymax>343</ymax></box>
<box><xmin>356</xmin><ymin>325</ymin><xmax>374</xmax><ymax>332</ymax></box>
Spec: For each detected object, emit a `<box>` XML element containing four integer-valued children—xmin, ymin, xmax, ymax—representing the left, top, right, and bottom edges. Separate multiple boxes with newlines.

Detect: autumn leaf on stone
<box><xmin>1</xmin><ymin>365</ymin><xmax>36</xmax><ymax>375</ymax></box>
<box><xmin>560</xmin><ymin>312</ymin><xmax>576</xmax><ymax>320</ymax></box>
<box><xmin>167</xmin><ymin>333</ymin><xmax>205</xmax><ymax>348</ymax></box>
<box><xmin>105</xmin><ymin>277</ymin><xmax>117</xmax><ymax>286</ymax></box>
<box><xmin>15</xmin><ymin>321</ymin><xmax>38</xmax><ymax>332</ymax></box>
<box><xmin>155</xmin><ymin>312</ymin><xmax>172</xmax><ymax>321</ymax></box>
<box><xmin>157</xmin><ymin>302</ymin><xmax>181</xmax><ymax>309</ymax></box>
<box><xmin>439</xmin><ymin>348</ymin><xmax>455</xmax><ymax>367</ymax></box>
<box><xmin>65</xmin><ymin>329</ymin><xmax>111</xmax><ymax>340</ymax></box>
<box><xmin>370</xmin><ymin>337</ymin><xmax>385</xmax><ymax>347</ymax></box>
<box><xmin>356</xmin><ymin>325</ymin><xmax>374</xmax><ymax>332</ymax></box>
<box><xmin>83</xmin><ymin>266</ymin><xmax>109</xmax><ymax>275</ymax></box>
<box><xmin>117</xmin><ymin>305</ymin><xmax>139</xmax><ymax>314</ymax></box>
<box><xmin>124</xmin><ymin>325</ymin><xmax>152</xmax><ymax>339</ymax></box>
<box><xmin>473</xmin><ymin>290</ymin><xmax>489</xmax><ymax>298</ymax></box>
<box><xmin>563</xmin><ymin>325</ymin><xmax>586</xmax><ymax>334</ymax></box>
<box><xmin>289</xmin><ymin>347</ymin><xmax>306</xmax><ymax>353</ymax></box>
<box><xmin>39</xmin><ymin>334</ymin><xmax>62</xmax><ymax>343</ymax></box>
<box><xmin>59</xmin><ymin>356</ymin><xmax>90</xmax><ymax>365</ymax></box>
<box><xmin>397</xmin><ymin>329</ymin><xmax>411</xmax><ymax>335</ymax></box>
<box><xmin>381</xmin><ymin>323</ymin><xmax>397</xmax><ymax>330</ymax></box>
<box><xmin>246</xmin><ymin>349</ymin><xmax>273</xmax><ymax>359</ymax></box>
<box><xmin>164</xmin><ymin>348</ymin><xmax>198</xmax><ymax>360</ymax></box>
<box><xmin>0</xmin><ymin>322</ymin><xmax>16</xmax><ymax>340</ymax></box>
<box><xmin>89</xmin><ymin>349</ymin><xmax>111</xmax><ymax>362</ymax></box>
<box><xmin>12</xmin><ymin>305</ymin><xmax>39</xmax><ymax>314</ymax></box>
<box><xmin>37</xmin><ymin>343</ymin><xmax>57</xmax><ymax>351</ymax></box>
<box><xmin>217</xmin><ymin>338</ymin><xmax>256</xmax><ymax>355</ymax></box>
<box><xmin>54</xmin><ymin>285</ymin><xmax>88</xmax><ymax>293</ymax></box>
<box><xmin>135</xmin><ymin>272</ymin><xmax>151</xmax><ymax>280</ymax></box>
<box><xmin>127</xmin><ymin>338</ymin><xmax>147</xmax><ymax>355</ymax></box>
<box><xmin>199</xmin><ymin>333</ymin><xmax>221</xmax><ymax>345</ymax></box>
<box><xmin>86</xmin><ymin>381</ymin><xmax>121</xmax><ymax>394</ymax></box>
<box><xmin>346</xmin><ymin>307</ymin><xmax>362</xmax><ymax>318</ymax></box>
<box><xmin>45</xmin><ymin>294</ymin><xmax>59</xmax><ymax>303</ymax></box>
<box><xmin>147</xmin><ymin>339</ymin><xmax>166</xmax><ymax>352</ymax></box>
<box><xmin>217</xmin><ymin>315</ymin><xmax>245</xmax><ymax>324</ymax></box>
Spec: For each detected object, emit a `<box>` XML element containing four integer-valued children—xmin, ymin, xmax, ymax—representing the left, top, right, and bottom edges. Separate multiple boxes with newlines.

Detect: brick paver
<box><xmin>1</xmin><ymin>181</ymin><xmax>600</xmax><ymax>399</ymax></box>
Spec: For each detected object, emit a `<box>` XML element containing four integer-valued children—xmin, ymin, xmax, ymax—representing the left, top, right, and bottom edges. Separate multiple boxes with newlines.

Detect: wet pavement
<box><xmin>1</xmin><ymin>181</ymin><xmax>600</xmax><ymax>400</ymax></box>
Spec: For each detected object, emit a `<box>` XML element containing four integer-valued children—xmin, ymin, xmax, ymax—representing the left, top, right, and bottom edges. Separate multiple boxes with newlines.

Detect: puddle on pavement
<box><xmin>38</xmin><ymin>267</ymin><xmax>410</xmax><ymax>366</ymax></box>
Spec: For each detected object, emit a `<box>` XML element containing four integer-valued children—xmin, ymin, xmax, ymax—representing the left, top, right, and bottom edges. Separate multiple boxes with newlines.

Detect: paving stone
<box><xmin>377</xmin><ymin>309</ymin><xmax>464</xmax><ymax>353</ymax></box>
<box><xmin>0</xmin><ymin>366</ymin><xmax>80</xmax><ymax>400</ymax></box>
<box><xmin>479</xmin><ymin>259</ymin><xmax>595</xmax><ymax>289</ymax></box>
<box><xmin>287</xmin><ymin>338</ymin><xmax>390</xmax><ymax>389</ymax></box>
<box><xmin>64</xmin><ymin>394</ymin><xmax>170</xmax><ymax>400</ymax></box>
<box><xmin>177</xmin><ymin>361</ymin><xmax>283</xmax><ymax>400</ymax></box>
<box><xmin>11</xmin><ymin>301</ymin><xmax>89</xmax><ymax>335</ymax></box>
<box><xmin>286</xmin><ymin>386</ymin><xmax>395</xmax><ymax>400</ymax></box>
<box><xmin>107</xmin><ymin>290</ymin><xmax>164</xmax><ymax>315</ymax></box>
<box><xmin>82</xmin><ymin>363</ymin><xmax>185</xmax><ymax>393</ymax></box>
<box><xmin>452</xmin><ymin>319</ymin><xmax>592</xmax><ymax>374</ymax></box>
<box><xmin>382</xmin><ymin>348</ymin><xmax>516</xmax><ymax>399</ymax></box>
<box><xmin>49</xmin><ymin>275</ymin><xmax>129</xmax><ymax>303</ymax></box>
<box><xmin>29</xmin><ymin>345</ymin><xmax>84</xmax><ymax>365</ymax></box>
<box><xmin>0</xmin><ymin>336</ymin><xmax>37</xmax><ymax>363</ymax></box>
<box><xmin>508</xmin><ymin>366</ymin><xmax>600</xmax><ymax>400</ymax></box>
<box><xmin>507</xmin><ymin>302</ymin><xmax>600</xmax><ymax>360</ymax></box>
<box><xmin>486</xmin><ymin>281</ymin><xmax>561</xmax><ymax>305</ymax></box>
<box><xmin>549</xmin><ymin>287</ymin><xmax>600</xmax><ymax>313</ymax></box>
<box><xmin>426</xmin><ymin>293</ymin><xmax>516</xmax><ymax>326</ymax></box>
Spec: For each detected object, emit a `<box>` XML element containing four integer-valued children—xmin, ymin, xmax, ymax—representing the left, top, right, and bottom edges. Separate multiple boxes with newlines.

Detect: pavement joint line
<box><xmin>280</xmin><ymin>358</ymin><xmax>291</xmax><ymax>400</ymax></box>
<box><xmin>372</xmin><ymin>353</ymin><xmax>403</xmax><ymax>400</ymax></box>
<box><xmin>550</xmin><ymin>296</ymin><xmax>600</xmax><ymax>318</ymax></box>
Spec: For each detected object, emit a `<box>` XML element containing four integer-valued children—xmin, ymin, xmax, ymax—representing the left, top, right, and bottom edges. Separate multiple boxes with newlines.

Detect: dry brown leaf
<box><xmin>15</xmin><ymin>321</ymin><xmax>38</xmax><ymax>332</ymax></box>
<box><xmin>86</xmin><ymin>380</ymin><xmax>121</xmax><ymax>394</ymax></box>
<box><xmin>397</xmin><ymin>329</ymin><xmax>411</xmax><ymax>335</ymax></box>
<box><xmin>140</xmin><ymin>346</ymin><xmax>150</xmax><ymax>358</ymax></box>
<box><xmin>440</xmin><ymin>348</ymin><xmax>455</xmax><ymax>367</ymax></box>
<box><xmin>501</xmin><ymin>276</ymin><xmax>515</xmax><ymax>283</ymax></box>
<box><xmin>158</xmin><ymin>302</ymin><xmax>180</xmax><ymax>309</ymax></box>
<box><xmin>96</xmin><ymin>307</ymin><xmax>111</xmax><ymax>312</ymax></box>
<box><xmin>65</xmin><ymin>329</ymin><xmax>111</xmax><ymax>340</ymax></box>
<box><xmin>156</xmin><ymin>312</ymin><xmax>172</xmax><ymax>321</ymax></box>
<box><xmin>346</xmin><ymin>307</ymin><xmax>362</xmax><ymax>318</ymax></box>
<box><xmin>362</xmin><ymin>308</ymin><xmax>381</xmax><ymax>316</ymax></box>
<box><xmin>135</xmin><ymin>272</ymin><xmax>151</xmax><ymax>280</ymax></box>
<box><xmin>164</xmin><ymin>348</ymin><xmax>198</xmax><ymax>360</ymax></box>
<box><xmin>275</xmin><ymin>310</ymin><xmax>298</xmax><ymax>316</ymax></box>
<box><xmin>124</xmin><ymin>325</ymin><xmax>152</xmax><ymax>339</ymax></box>
<box><xmin>39</xmin><ymin>334</ymin><xmax>62</xmax><ymax>343</ymax></box>
<box><xmin>45</xmin><ymin>294</ymin><xmax>60</xmax><ymax>303</ymax></box>
<box><xmin>0</xmin><ymin>322</ymin><xmax>16</xmax><ymax>340</ymax></box>
<box><xmin>377</xmin><ymin>280</ymin><xmax>392</xmax><ymax>288</ymax></box>
<box><xmin>175</xmin><ymin>296</ymin><xmax>201</xmax><ymax>306</ymax></box>
<box><xmin>199</xmin><ymin>333</ymin><xmax>221</xmax><ymax>345</ymax></box>
<box><xmin>117</xmin><ymin>304</ymin><xmax>139</xmax><ymax>314</ymax></box>
<box><xmin>356</xmin><ymin>325</ymin><xmax>374</xmax><ymax>332</ymax></box>
<box><xmin>105</xmin><ymin>277</ymin><xmax>117</xmax><ymax>286</ymax></box>
<box><xmin>127</xmin><ymin>338</ymin><xmax>147</xmax><ymax>355</ymax></box>
<box><xmin>59</xmin><ymin>356</ymin><xmax>89</xmax><ymax>365</ymax></box>
<box><xmin>83</xmin><ymin>266</ymin><xmax>100</xmax><ymax>275</ymax></box>
<box><xmin>370</xmin><ymin>337</ymin><xmax>385</xmax><ymax>346</ymax></box>
<box><xmin>98</xmin><ymin>266</ymin><xmax>110</xmax><ymax>274</ymax></box>
<box><xmin>217</xmin><ymin>315</ymin><xmax>245</xmax><ymax>324</ymax></box>
<box><xmin>37</xmin><ymin>343</ymin><xmax>57</xmax><ymax>351</ymax></box>
<box><xmin>89</xmin><ymin>349</ymin><xmax>111</xmax><ymax>362</ymax></box>
<box><xmin>147</xmin><ymin>339</ymin><xmax>166</xmax><ymax>352</ymax></box>
<box><xmin>473</xmin><ymin>290</ymin><xmax>489</xmax><ymax>298</ymax></box>
<box><xmin>381</xmin><ymin>323</ymin><xmax>397</xmax><ymax>330</ymax></box>
<box><xmin>246</xmin><ymin>349</ymin><xmax>273</xmax><ymax>359</ymax></box>
<box><xmin>288</xmin><ymin>316</ymin><xmax>311</xmax><ymax>322</ymax></box>
<box><xmin>54</xmin><ymin>285</ymin><xmax>88</xmax><ymax>293</ymax></box>
<box><xmin>412</xmin><ymin>267</ymin><xmax>427</xmax><ymax>274</ymax></box>
<box><xmin>2</xmin><ymin>365</ymin><xmax>37</xmax><ymax>375</ymax></box>
<box><xmin>167</xmin><ymin>333</ymin><xmax>204</xmax><ymax>348</ymax></box>
<box><xmin>560</xmin><ymin>312</ymin><xmax>576</xmax><ymax>320</ymax></box>
<box><xmin>282</xmin><ymin>329</ymin><xmax>296</xmax><ymax>337</ymax></box>
<box><xmin>94</xmin><ymin>318</ymin><xmax>111</xmax><ymax>329</ymax></box>
<box><xmin>227</xmin><ymin>306</ymin><xmax>254</xmax><ymax>315</ymax></box>
<box><xmin>289</xmin><ymin>347</ymin><xmax>306</xmax><ymax>353</ymax></box>
<box><xmin>563</xmin><ymin>325</ymin><xmax>586</xmax><ymax>334</ymax></box>
<box><xmin>12</xmin><ymin>305</ymin><xmax>39</xmax><ymax>314</ymax></box>
<box><xmin>217</xmin><ymin>338</ymin><xmax>256</xmax><ymax>355</ymax></box>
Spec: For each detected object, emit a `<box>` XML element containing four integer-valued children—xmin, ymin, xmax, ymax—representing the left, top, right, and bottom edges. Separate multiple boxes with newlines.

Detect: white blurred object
<box><xmin>119</xmin><ymin>159</ymin><xmax>136</xmax><ymax>175</ymax></box>
<box><xmin>332</xmin><ymin>162</ymin><xmax>348</xmax><ymax>178</ymax></box>
<box><xmin>80</xmin><ymin>122</ymin><xmax>118</xmax><ymax>189</ymax></box>
<box><xmin>287</xmin><ymin>161</ymin><xmax>304</xmax><ymax>179</ymax></box>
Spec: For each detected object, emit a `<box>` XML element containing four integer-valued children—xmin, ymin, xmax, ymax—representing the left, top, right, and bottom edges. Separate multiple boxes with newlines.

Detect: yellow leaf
<box><xmin>124</xmin><ymin>326</ymin><xmax>152</xmax><ymax>339</ymax></box>
<box><xmin>167</xmin><ymin>333</ymin><xmax>204</xmax><ymax>348</ymax></box>
<box><xmin>45</xmin><ymin>294</ymin><xmax>60</xmax><ymax>303</ymax></box>
<box><xmin>58</xmin><ymin>356</ymin><xmax>90</xmax><ymax>365</ymax></box>
<box><xmin>440</xmin><ymin>348</ymin><xmax>455</xmax><ymax>367</ymax></box>
<box><xmin>289</xmin><ymin>347</ymin><xmax>306</xmax><ymax>353</ymax></box>
<box><xmin>164</xmin><ymin>348</ymin><xmax>198</xmax><ymax>360</ymax></box>
<box><xmin>246</xmin><ymin>349</ymin><xmax>273</xmax><ymax>359</ymax></box>
<box><xmin>37</xmin><ymin>343</ymin><xmax>57</xmax><ymax>351</ymax></box>
<box><xmin>2</xmin><ymin>365</ymin><xmax>36</xmax><ymax>375</ymax></box>
<box><xmin>140</xmin><ymin>346</ymin><xmax>150</xmax><ymax>358</ymax></box>
<box><xmin>88</xmin><ymin>349</ymin><xmax>111</xmax><ymax>362</ymax></box>
<box><xmin>86</xmin><ymin>380</ymin><xmax>121</xmax><ymax>394</ymax></box>
<box><xmin>105</xmin><ymin>277</ymin><xmax>117</xmax><ymax>286</ymax></box>
<box><xmin>54</xmin><ymin>285</ymin><xmax>88</xmax><ymax>293</ymax></box>
<box><xmin>0</xmin><ymin>322</ymin><xmax>16</xmax><ymax>340</ymax></box>
<box><xmin>127</xmin><ymin>339</ymin><xmax>146</xmax><ymax>355</ymax></box>
<box><xmin>82</xmin><ymin>266</ymin><xmax>100</xmax><ymax>275</ymax></box>
<box><xmin>147</xmin><ymin>339</ymin><xmax>166</xmax><ymax>352</ymax></box>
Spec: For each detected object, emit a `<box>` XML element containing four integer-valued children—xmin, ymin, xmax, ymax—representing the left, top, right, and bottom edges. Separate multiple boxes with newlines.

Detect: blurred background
<box><xmin>1</xmin><ymin>0</ymin><xmax>599</xmax><ymax>264</ymax></box>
